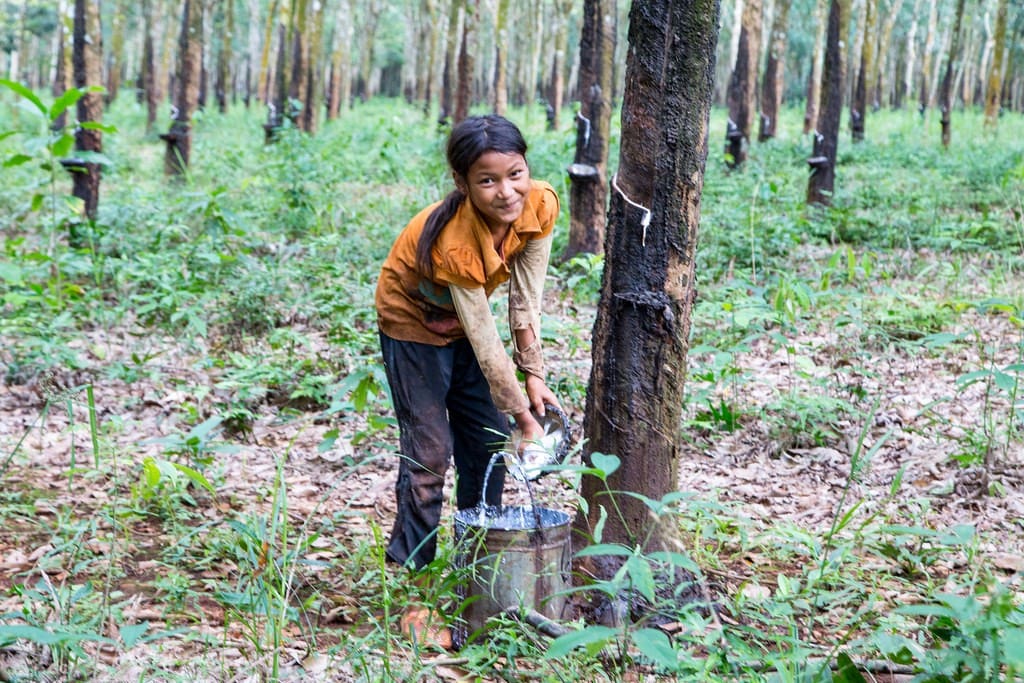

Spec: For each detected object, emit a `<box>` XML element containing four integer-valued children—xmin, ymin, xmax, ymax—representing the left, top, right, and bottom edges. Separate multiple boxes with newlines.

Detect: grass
<box><xmin>1</xmin><ymin>89</ymin><xmax>1023</xmax><ymax>680</ymax></box>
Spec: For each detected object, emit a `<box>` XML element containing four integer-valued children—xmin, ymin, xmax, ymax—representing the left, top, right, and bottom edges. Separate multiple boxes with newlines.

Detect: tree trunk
<box><xmin>258</xmin><ymin>0</ymin><xmax>281</xmax><ymax>103</ymax></box>
<box><xmin>141</xmin><ymin>0</ymin><xmax>158</xmax><ymax>132</ymax></box>
<box><xmin>725</xmin><ymin>0</ymin><xmax>761</xmax><ymax>167</ymax></box>
<box><xmin>300</xmin><ymin>0</ymin><xmax>324</xmax><ymax>133</ymax></box>
<box><xmin>287</xmin><ymin>0</ymin><xmax>309</xmax><ymax>126</ymax></box>
<box><xmin>563</xmin><ymin>0</ymin><xmax>616</xmax><ymax>261</ymax></box>
<box><xmin>939</xmin><ymin>0</ymin><xmax>965</xmax><ymax>146</ymax></box>
<box><xmin>758</xmin><ymin>0</ymin><xmax>790</xmax><ymax>141</ymax></box>
<box><xmin>453</xmin><ymin>0</ymin><xmax>477</xmax><ymax>124</ymax></box>
<box><xmin>873</xmin><ymin>0</ymin><xmax>904</xmax><ymax>107</ymax></box>
<box><xmin>851</xmin><ymin>0</ymin><xmax>876</xmax><ymax>140</ymax></box>
<box><xmin>900</xmin><ymin>0</ymin><xmax>921</xmax><ymax>109</ymax></box>
<box><xmin>919</xmin><ymin>0</ymin><xmax>938</xmax><ymax>112</ymax></box>
<box><xmin>578</xmin><ymin>0</ymin><xmax>720</xmax><ymax>576</ymax></box>
<box><xmin>216</xmin><ymin>0</ymin><xmax>234</xmax><ymax>114</ymax></box>
<box><xmin>984</xmin><ymin>0</ymin><xmax>1008</xmax><ymax>128</ymax></box>
<box><xmin>327</xmin><ymin>0</ymin><xmax>354</xmax><ymax>120</ymax></box>
<box><xmin>162</xmin><ymin>0</ymin><xmax>202</xmax><ymax>175</ymax></box>
<box><xmin>439</xmin><ymin>0</ymin><xmax>461</xmax><ymax>123</ymax></box>
<box><xmin>70</xmin><ymin>0</ymin><xmax>104</xmax><ymax>225</ymax></box>
<box><xmin>804</xmin><ymin>0</ymin><xmax>827</xmax><ymax>133</ymax></box>
<box><xmin>53</xmin><ymin>0</ymin><xmax>73</xmax><ymax>132</ymax></box>
<box><xmin>548</xmin><ymin>0</ymin><xmax>574</xmax><ymax>130</ymax></box>
<box><xmin>806</xmin><ymin>0</ymin><xmax>849</xmax><ymax>206</ymax></box>
<box><xmin>105</xmin><ymin>0</ymin><xmax>125</xmax><ymax>104</ymax></box>
<box><xmin>493</xmin><ymin>0</ymin><xmax>510</xmax><ymax>115</ymax></box>
<box><xmin>356</xmin><ymin>0</ymin><xmax>382</xmax><ymax>101</ymax></box>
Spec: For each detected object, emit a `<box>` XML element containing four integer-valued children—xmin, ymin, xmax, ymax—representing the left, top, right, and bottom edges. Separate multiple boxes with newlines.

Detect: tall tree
<box><xmin>438</xmin><ymin>0</ymin><xmax>461</xmax><ymax>123</ymax></box>
<box><xmin>851</xmin><ymin>0</ymin><xmax>877</xmax><ymax>140</ymax></box>
<box><xmin>493</xmin><ymin>0</ymin><xmax>510</xmax><ymax>115</ymax></box>
<box><xmin>807</xmin><ymin>0</ymin><xmax>850</xmax><ymax>205</ymax></box>
<box><xmin>105</xmin><ymin>0</ymin><xmax>125</xmax><ymax>103</ymax></box>
<box><xmin>215</xmin><ymin>0</ymin><xmax>235</xmax><ymax>114</ymax></box>
<box><xmin>288</xmin><ymin>0</ymin><xmax>309</xmax><ymax>126</ymax></box>
<box><xmin>578</xmin><ymin>0</ymin><xmax>720</xmax><ymax>572</ymax></box>
<box><xmin>919</xmin><ymin>0</ymin><xmax>939</xmax><ymax>111</ymax></box>
<box><xmin>53</xmin><ymin>0</ymin><xmax>73</xmax><ymax>132</ymax></box>
<box><xmin>547</xmin><ymin>0</ymin><xmax>574</xmax><ymax>130</ymax></box>
<box><xmin>725</xmin><ymin>0</ymin><xmax>761</xmax><ymax>166</ymax></box>
<box><xmin>162</xmin><ymin>0</ymin><xmax>202</xmax><ymax>175</ymax></box>
<box><xmin>299</xmin><ymin>0</ymin><xmax>324</xmax><ymax>132</ymax></box>
<box><xmin>69</xmin><ymin>0</ymin><xmax>103</xmax><ymax>224</ymax></box>
<box><xmin>984</xmin><ymin>0</ymin><xmax>1008</xmax><ymax>128</ymax></box>
<box><xmin>759</xmin><ymin>0</ymin><xmax>791</xmax><ymax>141</ymax></box>
<box><xmin>804</xmin><ymin>0</ymin><xmax>827</xmax><ymax>132</ymax></box>
<box><xmin>139</xmin><ymin>0</ymin><xmax>158</xmax><ymax>132</ymax></box>
<box><xmin>564</xmin><ymin>0</ymin><xmax>616</xmax><ymax>260</ymax></box>
<box><xmin>453</xmin><ymin>0</ymin><xmax>477</xmax><ymax>123</ymax></box>
<box><xmin>327</xmin><ymin>0</ymin><xmax>354</xmax><ymax>120</ymax></box>
<box><xmin>939</xmin><ymin>0</ymin><xmax>966</xmax><ymax>146</ymax></box>
<box><xmin>355</xmin><ymin>0</ymin><xmax>381</xmax><ymax>101</ymax></box>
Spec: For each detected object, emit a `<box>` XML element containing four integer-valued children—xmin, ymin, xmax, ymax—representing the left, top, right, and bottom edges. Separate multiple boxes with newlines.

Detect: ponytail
<box><xmin>416</xmin><ymin>190</ymin><xmax>465</xmax><ymax>278</ymax></box>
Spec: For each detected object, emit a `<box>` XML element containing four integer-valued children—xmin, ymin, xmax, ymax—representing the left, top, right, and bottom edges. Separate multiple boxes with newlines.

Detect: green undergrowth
<box><xmin>1</xmin><ymin>87</ymin><xmax>1023</xmax><ymax>681</ymax></box>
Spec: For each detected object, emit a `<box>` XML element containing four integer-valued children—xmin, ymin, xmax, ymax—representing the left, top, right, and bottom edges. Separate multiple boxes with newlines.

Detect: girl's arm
<box><xmin>508</xmin><ymin>233</ymin><xmax>560</xmax><ymax>416</ymax></box>
<box><xmin>450</xmin><ymin>284</ymin><xmax>544</xmax><ymax>440</ymax></box>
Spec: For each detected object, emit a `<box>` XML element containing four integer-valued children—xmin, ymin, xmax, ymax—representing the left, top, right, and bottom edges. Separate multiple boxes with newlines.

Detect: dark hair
<box><xmin>416</xmin><ymin>115</ymin><xmax>528</xmax><ymax>277</ymax></box>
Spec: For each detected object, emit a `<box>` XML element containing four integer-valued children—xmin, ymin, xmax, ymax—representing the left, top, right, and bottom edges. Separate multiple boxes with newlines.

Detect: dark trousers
<box><xmin>379</xmin><ymin>332</ymin><xmax>509</xmax><ymax>570</ymax></box>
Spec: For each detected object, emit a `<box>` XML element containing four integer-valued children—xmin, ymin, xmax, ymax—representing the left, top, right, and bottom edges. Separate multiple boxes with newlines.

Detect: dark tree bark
<box><xmin>69</xmin><ymin>0</ymin><xmax>104</xmax><ymax>224</ymax></box>
<box><xmin>803</xmin><ymin>0</ymin><xmax>827</xmax><ymax>134</ymax></box>
<box><xmin>162</xmin><ymin>0</ymin><xmax>203</xmax><ymax>175</ymax></box>
<box><xmin>288</xmin><ymin>0</ymin><xmax>310</xmax><ymax>128</ymax></box>
<box><xmin>758</xmin><ymin>0</ymin><xmax>790</xmax><ymax>141</ymax></box>
<box><xmin>439</xmin><ymin>0</ymin><xmax>460</xmax><ymax>124</ymax></box>
<box><xmin>851</xmin><ymin>0</ymin><xmax>876</xmax><ymax>141</ymax></box>
<box><xmin>453</xmin><ymin>0</ymin><xmax>477</xmax><ymax>124</ymax></box>
<box><xmin>939</xmin><ymin>0</ymin><xmax>966</xmax><ymax>146</ymax></box>
<box><xmin>806</xmin><ymin>0</ymin><xmax>849</xmax><ymax>206</ymax></box>
<box><xmin>563</xmin><ymin>0</ymin><xmax>616</xmax><ymax>260</ymax></box>
<box><xmin>725</xmin><ymin>0</ymin><xmax>761</xmax><ymax>167</ymax></box>
<box><xmin>266</xmin><ymin>23</ymin><xmax>288</xmax><ymax>140</ymax></box>
<box><xmin>140</xmin><ymin>0</ymin><xmax>158</xmax><ymax>133</ymax></box>
<box><xmin>215</xmin><ymin>0</ymin><xmax>234</xmax><ymax>114</ymax></box>
<box><xmin>578</xmin><ymin>0</ymin><xmax>720</xmax><ymax>570</ymax></box>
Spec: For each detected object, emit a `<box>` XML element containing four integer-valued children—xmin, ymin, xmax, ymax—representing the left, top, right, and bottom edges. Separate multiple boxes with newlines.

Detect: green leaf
<box><xmin>3</xmin><ymin>153</ymin><xmax>32</xmax><ymax>168</ymax></box>
<box><xmin>625</xmin><ymin>554</ymin><xmax>657</xmax><ymax>603</ymax></box>
<box><xmin>544</xmin><ymin>625</ymin><xmax>618</xmax><ymax>659</ymax></box>
<box><xmin>49</xmin><ymin>87</ymin><xmax>83</xmax><ymax>119</ymax></box>
<box><xmin>0</xmin><ymin>263</ymin><xmax>23</xmax><ymax>285</ymax></box>
<box><xmin>632</xmin><ymin>628</ymin><xmax>678</xmax><ymax>669</ymax></box>
<box><xmin>0</xmin><ymin>79</ymin><xmax>47</xmax><ymax>115</ymax></box>
<box><xmin>51</xmin><ymin>132</ymin><xmax>75</xmax><ymax>158</ymax></box>
<box><xmin>79</xmin><ymin>121</ymin><xmax>118</xmax><ymax>134</ymax></box>
<box><xmin>142</xmin><ymin>457</ymin><xmax>161</xmax><ymax>489</ymax></box>
<box><xmin>574</xmin><ymin>542</ymin><xmax>632</xmax><ymax>558</ymax></box>
<box><xmin>589</xmin><ymin>452</ymin><xmax>620</xmax><ymax>478</ymax></box>
<box><xmin>833</xmin><ymin>652</ymin><xmax>868</xmax><ymax>682</ymax></box>
<box><xmin>0</xmin><ymin>624</ymin><xmax>113</xmax><ymax>647</ymax></box>
<box><xmin>118</xmin><ymin>622</ymin><xmax>149</xmax><ymax>648</ymax></box>
<box><xmin>172</xmin><ymin>463</ymin><xmax>216</xmax><ymax>495</ymax></box>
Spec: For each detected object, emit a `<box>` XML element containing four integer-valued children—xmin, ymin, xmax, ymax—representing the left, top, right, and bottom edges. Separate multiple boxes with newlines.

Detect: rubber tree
<box><xmin>68</xmin><ymin>0</ymin><xmax>103</xmax><ymax>224</ymax></box>
<box><xmin>939</xmin><ymin>0</ymin><xmax>967</xmax><ymax>146</ymax></box>
<box><xmin>851</xmin><ymin>0</ymin><xmax>877</xmax><ymax>141</ymax></box>
<box><xmin>453</xmin><ymin>0</ymin><xmax>477</xmax><ymax>124</ymax></box>
<box><xmin>577</xmin><ymin>0</ymin><xmax>720</xmax><ymax>579</ymax></box>
<box><xmin>162</xmin><ymin>0</ymin><xmax>202</xmax><ymax>175</ymax></box>
<box><xmin>758</xmin><ymin>0</ymin><xmax>790</xmax><ymax>142</ymax></box>
<box><xmin>724</xmin><ymin>0</ymin><xmax>761</xmax><ymax>167</ymax></box>
<box><xmin>803</xmin><ymin>0</ymin><xmax>826</xmax><ymax>133</ymax></box>
<box><xmin>806</xmin><ymin>0</ymin><xmax>849</xmax><ymax>206</ymax></box>
<box><xmin>563</xmin><ymin>0</ymin><xmax>616</xmax><ymax>261</ymax></box>
<box><xmin>984</xmin><ymin>0</ymin><xmax>1008</xmax><ymax>129</ymax></box>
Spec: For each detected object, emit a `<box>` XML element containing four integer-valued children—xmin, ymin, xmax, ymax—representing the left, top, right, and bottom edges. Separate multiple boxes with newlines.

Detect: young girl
<box><xmin>375</xmin><ymin>115</ymin><xmax>561</xmax><ymax>640</ymax></box>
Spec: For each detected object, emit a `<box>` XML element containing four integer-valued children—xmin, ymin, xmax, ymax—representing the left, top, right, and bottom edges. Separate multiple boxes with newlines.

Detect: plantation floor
<box><xmin>1</xmin><ymin>246</ymin><xmax>1023</xmax><ymax>681</ymax></box>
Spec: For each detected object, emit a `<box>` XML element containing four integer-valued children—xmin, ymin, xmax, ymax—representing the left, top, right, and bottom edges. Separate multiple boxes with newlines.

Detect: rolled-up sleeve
<box><xmin>450</xmin><ymin>284</ymin><xmax>530</xmax><ymax>415</ymax></box>
<box><xmin>508</xmin><ymin>233</ymin><xmax>552</xmax><ymax>379</ymax></box>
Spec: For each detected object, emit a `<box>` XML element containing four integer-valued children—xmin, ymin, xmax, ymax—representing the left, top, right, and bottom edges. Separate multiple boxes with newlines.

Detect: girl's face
<box><xmin>456</xmin><ymin>151</ymin><xmax>531</xmax><ymax>232</ymax></box>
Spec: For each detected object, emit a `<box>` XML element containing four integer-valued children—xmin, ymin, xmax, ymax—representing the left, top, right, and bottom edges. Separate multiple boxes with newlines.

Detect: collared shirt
<box><xmin>376</xmin><ymin>180</ymin><xmax>558</xmax><ymax>413</ymax></box>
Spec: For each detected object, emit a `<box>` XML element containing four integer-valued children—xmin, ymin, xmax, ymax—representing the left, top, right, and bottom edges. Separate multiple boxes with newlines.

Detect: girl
<box><xmin>375</xmin><ymin>115</ymin><xmax>561</xmax><ymax>642</ymax></box>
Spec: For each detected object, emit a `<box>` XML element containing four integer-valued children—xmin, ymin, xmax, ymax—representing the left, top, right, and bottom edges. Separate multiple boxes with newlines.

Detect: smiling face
<box><xmin>456</xmin><ymin>150</ymin><xmax>532</xmax><ymax>233</ymax></box>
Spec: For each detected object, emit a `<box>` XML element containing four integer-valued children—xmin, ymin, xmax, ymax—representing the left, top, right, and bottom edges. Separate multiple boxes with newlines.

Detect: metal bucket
<box><xmin>452</xmin><ymin>505</ymin><xmax>572</xmax><ymax>647</ymax></box>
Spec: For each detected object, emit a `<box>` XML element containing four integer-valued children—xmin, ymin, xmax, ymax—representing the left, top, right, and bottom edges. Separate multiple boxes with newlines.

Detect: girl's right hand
<box><xmin>512</xmin><ymin>409</ymin><xmax>544</xmax><ymax>447</ymax></box>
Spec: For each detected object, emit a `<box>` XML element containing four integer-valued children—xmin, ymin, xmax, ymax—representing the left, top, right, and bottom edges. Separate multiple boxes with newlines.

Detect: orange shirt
<box><xmin>376</xmin><ymin>180</ymin><xmax>558</xmax><ymax>346</ymax></box>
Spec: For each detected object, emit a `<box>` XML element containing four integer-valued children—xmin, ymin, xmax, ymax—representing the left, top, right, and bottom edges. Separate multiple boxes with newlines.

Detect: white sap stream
<box><xmin>467</xmin><ymin>452</ymin><xmax>546</xmax><ymax>531</ymax></box>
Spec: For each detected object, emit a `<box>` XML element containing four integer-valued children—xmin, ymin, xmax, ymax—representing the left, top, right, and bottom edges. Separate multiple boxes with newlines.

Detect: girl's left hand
<box><xmin>524</xmin><ymin>374</ymin><xmax>560</xmax><ymax>417</ymax></box>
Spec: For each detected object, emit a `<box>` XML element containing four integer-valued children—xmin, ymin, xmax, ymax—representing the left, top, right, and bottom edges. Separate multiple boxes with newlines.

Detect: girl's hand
<box><xmin>511</xmin><ymin>409</ymin><xmax>544</xmax><ymax>445</ymax></box>
<box><xmin>524</xmin><ymin>374</ymin><xmax>561</xmax><ymax>417</ymax></box>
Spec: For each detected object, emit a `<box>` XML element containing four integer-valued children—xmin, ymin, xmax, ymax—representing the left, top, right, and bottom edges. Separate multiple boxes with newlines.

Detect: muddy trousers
<box><xmin>379</xmin><ymin>333</ymin><xmax>509</xmax><ymax>570</ymax></box>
